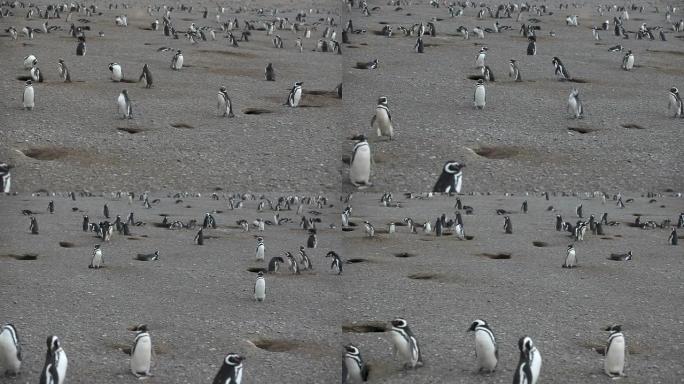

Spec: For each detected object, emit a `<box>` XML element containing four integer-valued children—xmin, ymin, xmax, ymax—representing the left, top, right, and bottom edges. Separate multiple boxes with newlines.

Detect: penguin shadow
<box><xmin>0</xmin><ymin>253</ymin><xmax>38</xmax><ymax>260</ymax></box>
<box><xmin>117</xmin><ymin>127</ymin><xmax>145</xmax><ymax>134</ymax></box>
<box><xmin>568</xmin><ymin>126</ymin><xmax>598</xmax><ymax>134</ymax></box>
<box><xmin>242</xmin><ymin>108</ymin><xmax>274</xmax><ymax>115</ymax></box>
<box><xmin>532</xmin><ymin>241</ymin><xmax>549</xmax><ymax>247</ymax></box>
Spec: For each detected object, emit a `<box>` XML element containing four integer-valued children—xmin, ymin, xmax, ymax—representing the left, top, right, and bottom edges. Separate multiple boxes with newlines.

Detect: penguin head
<box><xmin>129</xmin><ymin>324</ymin><xmax>148</xmax><ymax>332</ymax></box>
<box><xmin>391</xmin><ymin>318</ymin><xmax>408</xmax><ymax>329</ymax></box>
<box><xmin>225</xmin><ymin>353</ymin><xmax>244</xmax><ymax>366</ymax></box>
<box><xmin>552</xmin><ymin>56</ymin><xmax>559</xmax><ymax>64</ymax></box>
<box><xmin>58</xmin><ymin>58</ymin><xmax>64</xmax><ymax>64</ymax></box>
<box><xmin>294</xmin><ymin>81</ymin><xmax>303</xmax><ymax>87</ymax></box>
<box><xmin>518</xmin><ymin>336</ymin><xmax>534</xmax><ymax>353</ymax></box>
<box><xmin>344</xmin><ymin>344</ymin><xmax>361</xmax><ymax>355</ymax></box>
<box><xmin>476</xmin><ymin>79</ymin><xmax>484</xmax><ymax>85</ymax></box>
<box><xmin>670</xmin><ymin>87</ymin><xmax>679</xmax><ymax>95</ymax></box>
<box><xmin>443</xmin><ymin>161</ymin><xmax>464</xmax><ymax>174</ymax></box>
<box><xmin>567</xmin><ymin>244</ymin><xmax>574</xmax><ymax>250</ymax></box>
<box><xmin>604</xmin><ymin>324</ymin><xmax>622</xmax><ymax>333</ymax></box>
<box><xmin>325</xmin><ymin>251</ymin><xmax>338</xmax><ymax>258</ymax></box>
<box><xmin>121</xmin><ymin>89</ymin><xmax>128</xmax><ymax>95</ymax></box>
<box><xmin>378</xmin><ymin>96</ymin><xmax>388</xmax><ymax>105</ymax></box>
<box><xmin>355</xmin><ymin>134</ymin><xmax>368</xmax><ymax>142</ymax></box>
<box><xmin>468</xmin><ymin>319</ymin><xmax>487</xmax><ymax>331</ymax></box>
<box><xmin>108</xmin><ymin>63</ymin><xmax>115</xmax><ymax>71</ymax></box>
<box><xmin>94</xmin><ymin>244</ymin><xmax>101</xmax><ymax>249</ymax></box>
<box><xmin>219</xmin><ymin>86</ymin><xmax>227</xmax><ymax>92</ymax></box>
<box><xmin>25</xmin><ymin>80</ymin><xmax>32</xmax><ymax>86</ymax></box>
<box><xmin>257</xmin><ymin>271</ymin><xmax>263</xmax><ymax>277</ymax></box>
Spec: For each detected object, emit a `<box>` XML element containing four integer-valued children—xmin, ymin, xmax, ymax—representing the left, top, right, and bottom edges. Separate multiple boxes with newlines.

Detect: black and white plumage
<box><xmin>414</xmin><ymin>37</ymin><xmax>424</xmax><ymax>53</ymax></box>
<box><xmin>552</xmin><ymin>57</ymin><xmax>570</xmax><ymax>80</ymax></box>
<box><xmin>89</xmin><ymin>244</ymin><xmax>104</xmax><ymax>268</ymax></box>
<box><xmin>363</xmin><ymin>221</ymin><xmax>375</xmax><ymax>237</ymax></box>
<box><xmin>109</xmin><ymin>62</ymin><xmax>123</xmax><ymax>82</ymax></box>
<box><xmin>568</xmin><ymin>88</ymin><xmax>584</xmax><ymax>119</ymax></box>
<box><xmin>254</xmin><ymin>271</ymin><xmax>266</xmax><ymax>301</ymax></box>
<box><xmin>519</xmin><ymin>336</ymin><xmax>541</xmax><ymax>384</ymax></box>
<box><xmin>327</xmin><ymin>251</ymin><xmax>343</xmax><ymax>275</ymax></box>
<box><xmin>503</xmin><ymin>216</ymin><xmax>513</xmax><ymax>234</ymax></box>
<box><xmin>473</xmin><ymin>79</ymin><xmax>486</xmax><ymax>109</ymax></box>
<box><xmin>57</xmin><ymin>59</ymin><xmax>71</xmax><ymax>82</ymax></box>
<box><xmin>389</xmin><ymin>318</ymin><xmax>423</xmax><ymax>369</ymax></box>
<box><xmin>355</xmin><ymin>59</ymin><xmax>378</xmax><ymax>69</ymax></box>
<box><xmin>22</xmin><ymin>80</ymin><xmax>34</xmax><ymax>110</ymax></box>
<box><xmin>212</xmin><ymin>353</ymin><xmax>244</xmax><ymax>384</ymax></box>
<box><xmin>265</xmin><ymin>63</ymin><xmax>275</xmax><ymax>81</ymax></box>
<box><xmin>475</xmin><ymin>46</ymin><xmax>487</xmax><ymax>67</ymax></box>
<box><xmin>668</xmin><ymin>228</ymin><xmax>678</xmax><ymax>245</ymax></box>
<box><xmin>307</xmin><ymin>230</ymin><xmax>317</xmax><ymax>248</ymax></box>
<box><xmin>668</xmin><ymin>87</ymin><xmax>683</xmax><ymax>117</ymax></box>
<box><xmin>526</xmin><ymin>37</ymin><xmax>536</xmax><ymax>55</ymax></box>
<box><xmin>135</xmin><ymin>250</ymin><xmax>159</xmax><ymax>261</ymax></box>
<box><xmin>0</xmin><ymin>324</ymin><xmax>22</xmax><ymax>376</ymax></box>
<box><xmin>621</xmin><ymin>50</ymin><xmax>634</xmax><ymax>70</ymax></box>
<box><xmin>513</xmin><ymin>337</ymin><xmax>533</xmax><ymax>384</ymax></box>
<box><xmin>255</xmin><ymin>237</ymin><xmax>265</xmax><ymax>261</ymax></box>
<box><xmin>194</xmin><ymin>228</ymin><xmax>204</xmax><ymax>245</ymax></box>
<box><xmin>285</xmin><ymin>252</ymin><xmax>301</xmax><ymax>274</ymax></box>
<box><xmin>30</xmin><ymin>66</ymin><xmax>44</xmax><ymax>82</ymax></box>
<box><xmin>350</xmin><ymin>136</ymin><xmax>371</xmax><ymax>187</ymax></box>
<box><xmin>217</xmin><ymin>86</ymin><xmax>235</xmax><ymax>117</ymax></box>
<box><xmin>267</xmin><ymin>256</ymin><xmax>285</xmax><ymax>273</ymax></box>
<box><xmin>130</xmin><ymin>325</ymin><xmax>152</xmax><ymax>377</ymax></box>
<box><xmin>433</xmin><ymin>161</ymin><xmax>464</xmax><ymax>193</ymax></box>
<box><xmin>604</xmin><ymin>325</ymin><xmax>625</xmax><ymax>377</ymax></box>
<box><xmin>562</xmin><ymin>244</ymin><xmax>577</xmax><ymax>268</ymax></box>
<box><xmin>468</xmin><ymin>319</ymin><xmax>498</xmax><ymax>373</ymax></box>
<box><xmin>117</xmin><ymin>89</ymin><xmax>133</xmax><ymax>119</ymax></box>
<box><xmin>370</xmin><ymin>96</ymin><xmax>393</xmax><ymax>140</ymax></box>
<box><xmin>481</xmin><ymin>65</ymin><xmax>495</xmax><ymax>82</ymax></box>
<box><xmin>39</xmin><ymin>336</ymin><xmax>67</xmax><ymax>384</ymax></box>
<box><xmin>76</xmin><ymin>37</ymin><xmax>86</xmax><ymax>56</ymax></box>
<box><xmin>342</xmin><ymin>344</ymin><xmax>369</xmax><ymax>383</ymax></box>
<box><xmin>171</xmin><ymin>50</ymin><xmax>183</xmax><ymax>70</ymax></box>
<box><xmin>286</xmin><ymin>81</ymin><xmax>303</xmax><ymax>107</ymax></box>
<box><xmin>29</xmin><ymin>216</ymin><xmax>38</xmax><ymax>234</ymax></box>
<box><xmin>139</xmin><ymin>64</ymin><xmax>153</xmax><ymax>88</ymax></box>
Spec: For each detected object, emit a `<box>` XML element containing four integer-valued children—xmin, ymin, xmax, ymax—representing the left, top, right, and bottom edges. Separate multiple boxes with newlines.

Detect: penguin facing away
<box><xmin>349</xmin><ymin>136</ymin><xmax>372</xmax><ymax>187</ymax></box>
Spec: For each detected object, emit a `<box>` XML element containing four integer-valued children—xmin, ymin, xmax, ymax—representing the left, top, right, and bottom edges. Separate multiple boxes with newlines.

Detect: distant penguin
<box><xmin>513</xmin><ymin>338</ymin><xmax>532</xmax><ymax>384</ymax></box>
<box><xmin>89</xmin><ymin>244</ymin><xmax>104</xmax><ymax>269</ymax></box>
<box><xmin>621</xmin><ymin>50</ymin><xmax>634</xmax><ymax>70</ymax></box>
<box><xmin>503</xmin><ymin>216</ymin><xmax>513</xmax><ymax>234</ymax></box>
<box><xmin>135</xmin><ymin>250</ymin><xmax>159</xmax><ymax>261</ymax></box>
<box><xmin>267</xmin><ymin>256</ymin><xmax>285</xmax><ymax>273</ymax></box>
<box><xmin>130</xmin><ymin>325</ymin><xmax>152</xmax><ymax>377</ymax></box>
<box><xmin>265</xmin><ymin>63</ymin><xmax>275</xmax><ymax>81</ymax></box>
<box><xmin>568</xmin><ymin>88</ymin><xmax>584</xmax><ymax>119</ymax></box>
<box><xmin>349</xmin><ymin>136</ymin><xmax>371</xmax><ymax>187</ymax></box>
<box><xmin>109</xmin><ymin>62</ymin><xmax>123</xmax><ymax>82</ymax></box>
<box><xmin>576</xmin><ymin>203</ymin><xmax>583</xmax><ymax>218</ymax></box>
<box><xmin>138</xmin><ymin>64</ymin><xmax>153</xmax><ymax>88</ymax></box>
<box><xmin>667</xmin><ymin>87</ymin><xmax>683</xmax><ymax>117</ymax></box>
<box><xmin>473</xmin><ymin>79</ymin><xmax>486</xmax><ymax>109</ymax></box>
<box><xmin>475</xmin><ymin>46</ymin><xmax>487</xmax><ymax>68</ymax></box>
<box><xmin>552</xmin><ymin>57</ymin><xmax>570</xmax><ymax>80</ymax></box>
<box><xmin>285</xmin><ymin>252</ymin><xmax>301</xmax><ymax>274</ymax></box>
<box><xmin>212</xmin><ymin>353</ymin><xmax>244</xmax><ymax>384</ymax></box>
<box><xmin>433</xmin><ymin>161</ymin><xmax>464</xmax><ymax>193</ymax></box>
<box><xmin>307</xmin><ymin>229</ymin><xmax>317</xmax><ymax>248</ymax></box>
<box><xmin>562</xmin><ymin>244</ymin><xmax>577</xmax><ymax>268</ymax></box>
<box><xmin>57</xmin><ymin>59</ymin><xmax>71</xmax><ymax>82</ymax></box>
<box><xmin>468</xmin><ymin>319</ymin><xmax>498</xmax><ymax>373</ymax></box>
<box><xmin>117</xmin><ymin>90</ymin><xmax>133</xmax><ymax>119</ymax></box>
<box><xmin>76</xmin><ymin>36</ymin><xmax>86</xmax><ymax>56</ymax></box>
<box><xmin>521</xmin><ymin>200</ymin><xmax>528</xmax><ymax>213</ymax></box>
<box><xmin>255</xmin><ymin>237</ymin><xmax>265</xmax><ymax>260</ymax></box>
<box><xmin>526</xmin><ymin>36</ymin><xmax>536</xmax><ymax>55</ymax></box>
<box><xmin>668</xmin><ymin>228</ymin><xmax>678</xmax><ymax>245</ymax></box>
<box><xmin>171</xmin><ymin>50</ymin><xmax>183</xmax><ymax>70</ymax></box>
<box><xmin>0</xmin><ymin>324</ymin><xmax>22</xmax><ymax>376</ymax></box>
<box><xmin>414</xmin><ymin>37</ymin><xmax>424</xmax><ymax>53</ymax></box>
<box><xmin>299</xmin><ymin>246</ymin><xmax>313</xmax><ymax>270</ymax></box>
<box><xmin>217</xmin><ymin>86</ymin><xmax>235</xmax><ymax>117</ymax></box>
<box><xmin>254</xmin><ymin>271</ymin><xmax>266</xmax><ymax>301</ymax></box>
<box><xmin>30</xmin><ymin>66</ymin><xmax>44</xmax><ymax>82</ymax></box>
<box><xmin>370</xmin><ymin>96</ymin><xmax>394</xmax><ymax>140</ymax></box>
<box><xmin>40</xmin><ymin>335</ymin><xmax>67</xmax><ymax>384</ymax></box>
<box><xmin>389</xmin><ymin>318</ymin><xmax>423</xmax><ymax>369</ymax></box>
<box><xmin>82</xmin><ymin>215</ymin><xmax>89</xmax><ymax>231</ymax></box>
<box><xmin>23</xmin><ymin>55</ymin><xmax>37</xmax><ymax>69</ymax></box>
<box><xmin>342</xmin><ymin>344</ymin><xmax>369</xmax><ymax>383</ymax></box>
<box><xmin>194</xmin><ymin>228</ymin><xmax>204</xmax><ymax>245</ymax></box>
<box><xmin>29</xmin><ymin>216</ymin><xmax>38</xmax><ymax>234</ymax></box>
<box><xmin>22</xmin><ymin>80</ymin><xmax>34</xmax><ymax>110</ymax></box>
<box><xmin>327</xmin><ymin>251</ymin><xmax>343</xmax><ymax>275</ymax></box>
<box><xmin>481</xmin><ymin>65</ymin><xmax>495</xmax><ymax>82</ymax></box>
<box><xmin>286</xmin><ymin>81</ymin><xmax>303</xmax><ymax>107</ymax></box>
<box><xmin>604</xmin><ymin>325</ymin><xmax>625</xmax><ymax>377</ymax></box>
<box><xmin>608</xmin><ymin>250</ymin><xmax>632</xmax><ymax>261</ymax></box>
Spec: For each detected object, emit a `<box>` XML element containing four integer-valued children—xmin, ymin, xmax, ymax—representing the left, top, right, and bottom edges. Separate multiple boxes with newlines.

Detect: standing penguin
<box><xmin>414</xmin><ymin>37</ymin><xmax>424</xmax><ymax>53</ymax></box>
<box><xmin>576</xmin><ymin>203</ymin><xmax>583</xmax><ymax>218</ymax></box>
<box><xmin>129</xmin><ymin>325</ymin><xmax>152</xmax><ymax>378</ymax></box>
<box><xmin>89</xmin><ymin>244</ymin><xmax>104</xmax><ymax>269</ymax></box>
<box><xmin>389</xmin><ymin>318</ymin><xmax>423</xmax><ymax>369</ymax></box>
<box><xmin>621</xmin><ymin>50</ymin><xmax>634</xmax><ymax>70</ymax></box>
<box><xmin>286</xmin><ymin>81</ymin><xmax>303</xmax><ymax>107</ymax></box>
<box><xmin>342</xmin><ymin>344</ymin><xmax>369</xmax><ymax>383</ymax></box>
<box><xmin>475</xmin><ymin>46</ymin><xmax>487</xmax><ymax>68</ymax></box>
<box><xmin>255</xmin><ymin>237</ymin><xmax>265</xmax><ymax>260</ymax></box>
<box><xmin>552</xmin><ymin>57</ymin><xmax>570</xmax><ymax>80</ymax></box>
<box><xmin>254</xmin><ymin>271</ymin><xmax>266</xmax><ymax>301</ymax></box>
<box><xmin>473</xmin><ymin>79</ymin><xmax>486</xmax><ymax>109</ymax></box>
<box><xmin>562</xmin><ymin>244</ymin><xmax>577</xmax><ymax>268</ymax></box>
<box><xmin>667</xmin><ymin>87</ymin><xmax>683</xmax><ymax>117</ymax></box>
<box><xmin>468</xmin><ymin>319</ymin><xmax>498</xmax><ymax>373</ymax></box>
<box><xmin>30</xmin><ymin>66</ymin><xmax>44</xmax><ymax>82</ymax></box>
<box><xmin>29</xmin><ymin>216</ymin><xmax>39</xmax><ymax>234</ymax></box>
<box><xmin>194</xmin><ymin>228</ymin><xmax>204</xmax><ymax>245</ymax></box>
<box><xmin>40</xmin><ymin>335</ymin><xmax>67</xmax><ymax>384</ymax></box>
<box><xmin>109</xmin><ymin>62</ymin><xmax>123</xmax><ymax>82</ymax></box>
<box><xmin>0</xmin><ymin>324</ymin><xmax>22</xmax><ymax>376</ymax></box>
<box><xmin>57</xmin><ymin>59</ymin><xmax>71</xmax><ymax>82</ymax></box>
<box><xmin>265</xmin><ymin>63</ymin><xmax>275</xmax><ymax>81</ymax></box>
<box><xmin>526</xmin><ymin>36</ymin><xmax>536</xmax><ymax>55</ymax></box>
<box><xmin>503</xmin><ymin>216</ymin><xmax>513</xmax><ymax>234</ymax></box>
<box><xmin>349</xmin><ymin>136</ymin><xmax>371</xmax><ymax>187</ymax></box>
<box><xmin>509</xmin><ymin>59</ymin><xmax>522</xmax><ymax>81</ymax></box>
<box><xmin>76</xmin><ymin>36</ymin><xmax>86</xmax><ymax>56</ymax></box>
<box><xmin>513</xmin><ymin>337</ymin><xmax>532</xmax><ymax>384</ymax></box>
<box><xmin>22</xmin><ymin>80</ymin><xmax>34</xmax><ymax>110</ymax></box>
<box><xmin>307</xmin><ymin>229</ymin><xmax>317</xmax><ymax>248</ymax></box>
<box><xmin>568</xmin><ymin>88</ymin><xmax>584</xmax><ymax>119</ymax></box>
<box><xmin>604</xmin><ymin>325</ymin><xmax>625</xmax><ymax>378</ymax></box>
<box><xmin>117</xmin><ymin>90</ymin><xmax>133</xmax><ymax>119</ymax></box>
<box><xmin>326</xmin><ymin>251</ymin><xmax>343</xmax><ymax>275</ymax></box>
<box><xmin>138</xmin><ymin>64</ymin><xmax>153</xmax><ymax>88</ymax></box>
<box><xmin>171</xmin><ymin>50</ymin><xmax>183</xmax><ymax>70</ymax></box>
<box><xmin>668</xmin><ymin>227</ymin><xmax>678</xmax><ymax>245</ymax></box>
<box><xmin>370</xmin><ymin>96</ymin><xmax>394</xmax><ymax>140</ymax></box>
<box><xmin>23</xmin><ymin>55</ymin><xmax>38</xmax><ymax>69</ymax></box>
<box><xmin>433</xmin><ymin>161</ymin><xmax>464</xmax><ymax>193</ymax></box>
<box><xmin>217</xmin><ymin>86</ymin><xmax>235</xmax><ymax>117</ymax></box>
<box><xmin>521</xmin><ymin>336</ymin><xmax>541</xmax><ymax>384</ymax></box>
<box><xmin>212</xmin><ymin>353</ymin><xmax>244</xmax><ymax>384</ymax></box>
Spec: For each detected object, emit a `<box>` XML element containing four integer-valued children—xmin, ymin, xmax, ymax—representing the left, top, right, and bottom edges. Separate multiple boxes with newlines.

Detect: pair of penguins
<box><xmin>0</xmin><ymin>324</ymin><xmax>245</xmax><ymax>384</ymax></box>
<box><xmin>342</xmin><ymin>319</ymin><xmax>626</xmax><ymax>383</ymax></box>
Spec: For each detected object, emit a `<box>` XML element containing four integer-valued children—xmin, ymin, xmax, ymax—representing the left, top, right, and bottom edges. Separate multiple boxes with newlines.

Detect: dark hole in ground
<box><xmin>342</xmin><ymin>321</ymin><xmax>387</xmax><ymax>333</ymax></box>
<box><xmin>600</xmin><ymin>237</ymin><xmax>613</xmax><ymax>240</ymax></box>
<box><xmin>621</xmin><ymin>123</ymin><xmax>645</xmax><ymax>129</ymax></box>
<box><xmin>22</xmin><ymin>147</ymin><xmax>72</xmax><ymax>161</ymax></box>
<box><xmin>152</xmin><ymin>223</ymin><xmax>168</xmax><ymax>228</ymax></box>
<box><xmin>408</xmin><ymin>272</ymin><xmax>439</xmax><ymax>280</ymax></box>
<box><xmin>532</xmin><ymin>241</ymin><xmax>548</xmax><ymax>247</ymax></box>
<box><xmin>614</xmin><ymin>234</ymin><xmax>622</xmax><ymax>237</ymax></box>
<box><xmin>568</xmin><ymin>78</ymin><xmax>589</xmax><ymax>83</ymax></box>
<box><xmin>346</xmin><ymin>45</ymin><xmax>359</xmax><ymax>48</ymax></box>
<box><xmin>472</xmin><ymin>146</ymin><xmax>520</xmax><ymax>159</ymax></box>
<box><xmin>1</xmin><ymin>253</ymin><xmax>39</xmax><ymax>260</ymax></box>
<box><xmin>304</xmin><ymin>89</ymin><xmax>339</xmax><ymax>98</ymax></box>
<box><xmin>127</xmin><ymin>237</ymin><xmax>141</xmax><ymax>240</ymax></box>
<box><xmin>467</xmin><ymin>75</ymin><xmax>484</xmax><ymax>80</ymax></box>
<box><xmin>59</xmin><ymin>241</ymin><xmax>75</xmax><ymax>248</ymax></box>
<box><xmin>16</xmin><ymin>75</ymin><xmax>32</xmax><ymax>81</ymax></box>
<box><xmin>299</xmin><ymin>104</ymin><xmax>323</xmax><ymax>108</ymax></box>
<box><xmin>170</xmin><ymin>123</ymin><xmax>194</xmax><ymax>129</ymax></box>
<box><xmin>247</xmin><ymin>267</ymin><xmax>267</xmax><ymax>273</ymax></box>
<box><xmin>346</xmin><ymin>258</ymin><xmax>367</xmax><ymax>263</ymax></box>
<box><xmin>243</xmin><ymin>108</ymin><xmax>273</xmax><ymax>115</ymax></box>
<box><xmin>465</xmin><ymin>235</ymin><xmax>475</xmax><ymax>240</ymax></box>
<box><xmin>342</xmin><ymin>227</ymin><xmax>355</xmax><ymax>232</ymax></box>
<box><xmin>394</xmin><ymin>252</ymin><xmax>416</xmax><ymax>258</ymax></box>
<box><xmin>480</xmin><ymin>252</ymin><xmax>512</xmax><ymax>259</ymax></box>
<box><xmin>568</xmin><ymin>126</ymin><xmax>597</xmax><ymax>134</ymax></box>
<box><xmin>117</xmin><ymin>127</ymin><xmax>143</xmax><ymax>134</ymax></box>
<box><xmin>252</xmin><ymin>339</ymin><xmax>300</xmax><ymax>352</ymax></box>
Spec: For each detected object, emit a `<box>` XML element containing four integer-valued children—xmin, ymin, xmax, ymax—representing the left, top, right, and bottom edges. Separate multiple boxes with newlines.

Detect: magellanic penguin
<box><xmin>57</xmin><ymin>59</ymin><xmax>71</xmax><ymax>82</ymax></box>
<box><xmin>117</xmin><ymin>90</ymin><xmax>133</xmax><ymax>119</ymax></box>
<box><xmin>432</xmin><ymin>161</ymin><xmax>464</xmax><ymax>193</ymax></box>
<box><xmin>668</xmin><ymin>87</ymin><xmax>683</xmax><ymax>117</ymax></box>
<box><xmin>129</xmin><ymin>324</ymin><xmax>152</xmax><ymax>378</ymax></box>
<box><xmin>89</xmin><ymin>244</ymin><xmax>104</xmax><ymax>269</ymax></box>
<box><xmin>475</xmin><ymin>46</ymin><xmax>487</xmax><ymax>68</ymax></box>
<box><xmin>0</xmin><ymin>324</ymin><xmax>22</xmax><ymax>376</ymax></box>
<box><xmin>526</xmin><ymin>36</ymin><xmax>536</xmax><ymax>55</ymax></box>
<box><xmin>30</xmin><ymin>66</ymin><xmax>44</xmax><ymax>83</ymax></box>
<box><xmin>668</xmin><ymin>227</ymin><xmax>678</xmax><ymax>245</ymax></box>
<box><xmin>135</xmin><ymin>250</ymin><xmax>159</xmax><ymax>261</ymax></box>
<box><xmin>40</xmin><ymin>335</ymin><xmax>67</xmax><ymax>384</ymax></box>
<box><xmin>414</xmin><ymin>37</ymin><xmax>424</xmax><ymax>53</ymax></box>
<box><xmin>621</xmin><ymin>50</ymin><xmax>634</xmax><ymax>70</ymax></box>
<box><xmin>217</xmin><ymin>86</ymin><xmax>235</xmax><ymax>117</ymax></box>
<box><xmin>23</xmin><ymin>55</ymin><xmax>37</xmax><ymax>69</ymax></box>
<box><xmin>76</xmin><ymin>36</ymin><xmax>86</xmax><ymax>56</ymax></box>
<box><xmin>109</xmin><ymin>62</ymin><xmax>123</xmax><ymax>82</ymax></box>
<box><xmin>349</xmin><ymin>136</ymin><xmax>372</xmax><ymax>187</ymax></box>
<box><xmin>474</xmin><ymin>79</ymin><xmax>486</xmax><ymax>109</ymax></box>
<box><xmin>568</xmin><ymin>88</ymin><xmax>584</xmax><ymax>119</ymax></box>
<box><xmin>255</xmin><ymin>237</ymin><xmax>265</xmax><ymax>260</ymax></box>
<box><xmin>267</xmin><ymin>256</ymin><xmax>285</xmax><ymax>273</ymax></box>
<box><xmin>326</xmin><ymin>251</ymin><xmax>343</xmax><ymax>275</ymax></box>
<box><xmin>22</xmin><ymin>80</ymin><xmax>35</xmax><ymax>110</ymax></box>
<box><xmin>552</xmin><ymin>57</ymin><xmax>570</xmax><ymax>80</ymax></box>
<box><xmin>286</xmin><ymin>81</ymin><xmax>303</xmax><ymax>107</ymax></box>
<box><xmin>29</xmin><ymin>216</ymin><xmax>38</xmax><ymax>234</ymax></box>
<box><xmin>604</xmin><ymin>325</ymin><xmax>625</xmax><ymax>377</ymax></box>
<box><xmin>389</xmin><ymin>318</ymin><xmax>423</xmax><ymax>369</ymax></box>
<box><xmin>513</xmin><ymin>337</ymin><xmax>533</xmax><ymax>384</ymax></box>
<box><xmin>521</xmin><ymin>336</ymin><xmax>541</xmax><ymax>384</ymax></box>
<box><xmin>171</xmin><ymin>50</ymin><xmax>183</xmax><ymax>70</ymax></box>
<box><xmin>370</xmin><ymin>96</ymin><xmax>394</xmax><ymax>140</ymax></box>
<box><xmin>212</xmin><ymin>353</ymin><xmax>244</xmax><ymax>384</ymax></box>
<box><xmin>138</xmin><ymin>64</ymin><xmax>153</xmax><ymax>88</ymax></box>
<box><xmin>342</xmin><ymin>344</ymin><xmax>369</xmax><ymax>383</ymax></box>
<box><xmin>254</xmin><ymin>271</ymin><xmax>266</xmax><ymax>301</ymax></box>
<box><xmin>265</xmin><ymin>63</ymin><xmax>275</xmax><ymax>81</ymax></box>
<box><xmin>503</xmin><ymin>216</ymin><xmax>513</xmax><ymax>234</ymax></box>
<box><xmin>468</xmin><ymin>319</ymin><xmax>498</xmax><ymax>373</ymax></box>
<box><xmin>562</xmin><ymin>244</ymin><xmax>577</xmax><ymax>268</ymax></box>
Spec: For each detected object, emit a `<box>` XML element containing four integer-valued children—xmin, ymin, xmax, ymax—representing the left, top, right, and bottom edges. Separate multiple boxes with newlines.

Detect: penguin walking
<box><xmin>40</xmin><ymin>335</ymin><xmax>67</xmax><ymax>384</ymax></box>
<box><xmin>521</xmin><ymin>200</ymin><xmax>528</xmax><ymax>213</ymax></box>
<box><xmin>212</xmin><ymin>353</ymin><xmax>244</xmax><ymax>384</ymax></box>
<box><xmin>363</xmin><ymin>221</ymin><xmax>375</xmax><ymax>237</ymax></box>
<box><xmin>342</xmin><ymin>344</ymin><xmax>369</xmax><ymax>383</ymax></box>
<box><xmin>254</xmin><ymin>271</ymin><xmax>266</xmax><ymax>301</ymax></box>
<box><xmin>509</xmin><ymin>59</ymin><xmax>522</xmax><ymax>81</ymax></box>
<box><xmin>552</xmin><ymin>57</ymin><xmax>570</xmax><ymax>80</ymax></box>
<box><xmin>194</xmin><ymin>228</ymin><xmax>204</xmax><ymax>245</ymax></box>
<box><xmin>568</xmin><ymin>88</ymin><xmax>584</xmax><ymax>119</ymax></box>
<box><xmin>265</xmin><ymin>63</ymin><xmax>275</xmax><ymax>81</ymax></box>
<box><xmin>76</xmin><ymin>36</ymin><xmax>86</xmax><ymax>56</ymax></box>
<box><xmin>468</xmin><ymin>319</ymin><xmax>498</xmax><ymax>373</ymax></box>
<box><xmin>117</xmin><ymin>90</ymin><xmax>133</xmax><ymax>119</ymax></box>
<box><xmin>130</xmin><ymin>325</ymin><xmax>152</xmax><ymax>378</ymax></box>
<box><xmin>171</xmin><ymin>50</ymin><xmax>183</xmax><ymax>70</ymax></box>
<box><xmin>667</xmin><ymin>87</ymin><xmax>683</xmax><ymax>117</ymax></box>
<box><xmin>621</xmin><ymin>50</ymin><xmax>634</xmax><ymax>70</ymax></box>
<box><xmin>22</xmin><ymin>80</ymin><xmax>34</xmax><ymax>110</ymax></box>
<box><xmin>29</xmin><ymin>216</ymin><xmax>38</xmax><ymax>234</ymax></box>
<box><xmin>503</xmin><ymin>216</ymin><xmax>513</xmax><ymax>234</ymax></box>
<box><xmin>433</xmin><ymin>161</ymin><xmax>464</xmax><ymax>193</ymax></box>
<box><xmin>89</xmin><ymin>244</ymin><xmax>104</xmax><ymax>269</ymax></box>
<box><xmin>389</xmin><ymin>318</ymin><xmax>423</xmax><ymax>369</ymax></box>
<box><xmin>298</xmin><ymin>246</ymin><xmax>313</xmax><ymax>270</ymax></box>
<box><xmin>326</xmin><ymin>251</ymin><xmax>343</xmax><ymax>275</ymax></box>
<box><xmin>217</xmin><ymin>86</ymin><xmax>235</xmax><ymax>117</ymax></box>
<box><xmin>475</xmin><ymin>47</ymin><xmax>487</xmax><ymax>68</ymax></box>
<box><xmin>255</xmin><ymin>237</ymin><xmax>265</xmax><ymax>260</ymax></box>
<box><xmin>668</xmin><ymin>227</ymin><xmax>678</xmax><ymax>245</ymax></box>
<box><xmin>267</xmin><ymin>256</ymin><xmax>285</xmax><ymax>273</ymax></box>
<box><xmin>285</xmin><ymin>252</ymin><xmax>301</xmax><ymax>274</ymax></box>
<box><xmin>138</xmin><ymin>64</ymin><xmax>153</xmax><ymax>88</ymax></box>
<box><xmin>57</xmin><ymin>59</ymin><xmax>71</xmax><ymax>82</ymax></box>
<box><xmin>414</xmin><ymin>37</ymin><xmax>424</xmax><ymax>53</ymax></box>
<box><xmin>562</xmin><ymin>244</ymin><xmax>577</xmax><ymax>268</ymax></box>
<box><xmin>109</xmin><ymin>63</ymin><xmax>123</xmax><ymax>82</ymax></box>
<box><xmin>604</xmin><ymin>325</ymin><xmax>625</xmax><ymax>377</ymax></box>
<box><xmin>0</xmin><ymin>324</ymin><xmax>22</xmax><ymax>376</ymax></box>
<box><xmin>349</xmin><ymin>136</ymin><xmax>372</xmax><ymax>187</ymax></box>
<box><xmin>370</xmin><ymin>96</ymin><xmax>394</xmax><ymax>140</ymax></box>
<box><xmin>286</xmin><ymin>81</ymin><xmax>303</xmax><ymax>107</ymax></box>
<box><xmin>473</xmin><ymin>79</ymin><xmax>486</xmax><ymax>109</ymax></box>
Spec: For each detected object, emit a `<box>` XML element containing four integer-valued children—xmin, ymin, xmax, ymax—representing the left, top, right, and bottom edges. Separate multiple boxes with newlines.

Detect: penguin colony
<box><xmin>1</xmin><ymin>190</ymin><xmax>682</xmax><ymax>382</ymax></box>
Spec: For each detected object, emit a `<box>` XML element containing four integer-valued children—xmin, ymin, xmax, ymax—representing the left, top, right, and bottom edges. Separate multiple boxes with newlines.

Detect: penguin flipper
<box><xmin>370</xmin><ymin>114</ymin><xmax>376</xmax><ymax>127</ymax></box>
<box><xmin>341</xmin><ymin>358</ymin><xmax>348</xmax><ymax>383</ymax></box>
